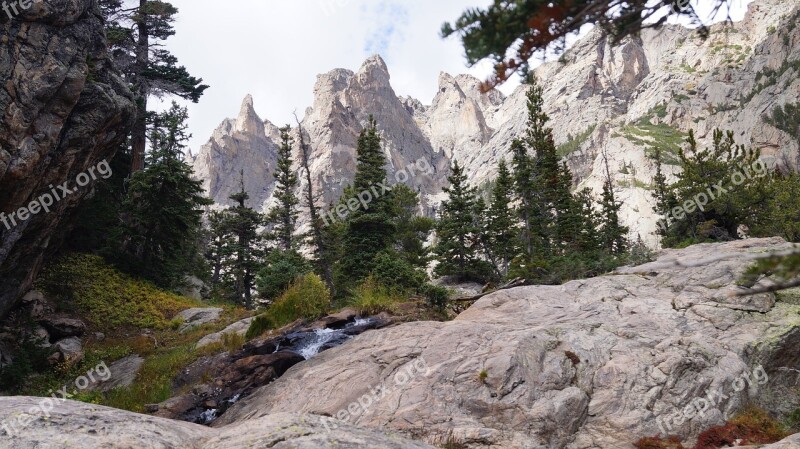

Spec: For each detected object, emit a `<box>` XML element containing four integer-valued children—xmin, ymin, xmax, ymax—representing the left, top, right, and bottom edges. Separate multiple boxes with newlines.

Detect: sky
<box><xmin>159</xmin><ymin>0</ymin><xmax>754</xmax><ymax>153</ymax></box>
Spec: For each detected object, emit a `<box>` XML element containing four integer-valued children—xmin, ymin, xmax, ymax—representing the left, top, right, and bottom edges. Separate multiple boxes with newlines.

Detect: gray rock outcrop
<box><xmin>0</xmin><ymin>0</ymin><xmax>136</xmax><ymax>321</ymax></box>
<box><xmin>0</xmin><ymin>397</ymin><xmax>436</xmax><ymax>449</ymax></box>
<box><xmin>216</xmin><ymin>238</ymin><xmax>800</xmax><ymax>448</ymax></box>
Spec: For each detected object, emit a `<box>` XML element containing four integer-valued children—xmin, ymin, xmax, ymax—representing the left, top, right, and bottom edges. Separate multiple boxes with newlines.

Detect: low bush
<box><xmin>347</xmin><ymin>276</ymin><xmax>404</xmax><ymax>315</ymax></box>
<box><xmin>695</xmin><ymin>406</ymin><xmax>788</xmax><ymax>449</ymax></box>
<box><xmin>371</xmin><ymin>252</ymin><xmax>427</xmax><ymax>292</ymax></box>
<box><xmin>422</xmin><ymin>284</ymin><xmax>450</xmax><ymax>310</ymax></box>
<box><xmin>246</xmin><ymin>273</ymin><xmax>331</xmax><ymax>338</ymax></box>
<box><xmin>255</xmin><ymin>250</ymin><xmax>312</xmax><ymax>302</ymax></box>
<box><xmin>38</xmin><ymin>254</ymin><xmax>199</xmax><ymax>330</ymax></box>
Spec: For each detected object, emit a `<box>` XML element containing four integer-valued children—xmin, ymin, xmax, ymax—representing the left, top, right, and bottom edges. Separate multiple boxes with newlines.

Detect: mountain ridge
<box><xmin>191</xmin><ymin>0</ymin><xmax>800</xmax><ymax>246</ymax></box>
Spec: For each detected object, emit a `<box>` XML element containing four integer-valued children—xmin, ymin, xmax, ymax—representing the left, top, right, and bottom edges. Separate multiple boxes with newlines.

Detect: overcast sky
<box><xmin>159</xmin><ymin>0</ymin><xmax>754</xmax><ymax>153</ymax></box>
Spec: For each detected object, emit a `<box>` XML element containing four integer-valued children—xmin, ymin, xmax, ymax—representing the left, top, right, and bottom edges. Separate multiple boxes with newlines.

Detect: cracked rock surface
<box><xmin>0</xmin><ymin>397</ymin><xmax>435</xmax><ymax>449</ymax></box>
<box><xmin>217</xmin><ymin>238</ymin><xmax>800</xmax><ymax>448</ymax></box>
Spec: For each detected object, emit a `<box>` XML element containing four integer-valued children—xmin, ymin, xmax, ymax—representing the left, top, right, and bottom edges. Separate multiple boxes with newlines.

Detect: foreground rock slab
<box><xmin>217</xmin><ymin>238</ymin><xmax>800</xmax><ymax>448</ymax></box>
<box><xmin>0</xmin><ymin>397</ymin><xmax>435</xmax><ymax>449</ymax></box>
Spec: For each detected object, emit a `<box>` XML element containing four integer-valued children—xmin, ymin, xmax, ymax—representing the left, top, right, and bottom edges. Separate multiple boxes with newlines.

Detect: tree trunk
<box><xmin>130</xmin><ymin>0</ymin><xmax>149</xmax><ymax>173</ymax></box>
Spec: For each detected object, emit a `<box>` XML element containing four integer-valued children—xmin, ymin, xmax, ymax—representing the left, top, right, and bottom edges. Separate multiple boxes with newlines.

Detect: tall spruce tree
<box><xmin>225</xmin><ymin>174</ymin><xmax>265</xmax><ymax>309</ymax></box>
<box><xmin>651</xmin><ymin>146</ymin><xmax>678</xmax><ymax>239</ymax></box>
<box><xmin>100</xmin><ymin>0</ymin><xmax>208</xmax><ymax>173</ymax></box>
<box><xmin>598</xmin><ymin>152</ymin><xmax>629</xmax><ymax>254</ymax></box>
<box><xmin>265</xmin><ymin>126</ymin><xmax>299</xmax><ymax>251</ymax></box>
<box><xmin>481</xmin><ymin>159</ymin><xmax>518</xmax><ymax>279</ymax></box>
<box><xmin>390</xmin><ymin>184</ymin><xmax>435</xmax><ymax>269</ymax></box>
<box><xmin>434</xmin><ymin>161</ymin><xmax>488</xmax><ymax>282</ymax></box>
<box><xmin>338</xmin><ymin>117</ymin><xmax>396</xmax><ymax>286</ymax></box>
<box><xmin>115</xmin><ymin>103</ymin><xmax>212</xmax><ymax>287</ymax></box>
<box><xmin>511</xmin><ymin>78</ymin><xmax>580</xmax><ymax>263</ymax></box>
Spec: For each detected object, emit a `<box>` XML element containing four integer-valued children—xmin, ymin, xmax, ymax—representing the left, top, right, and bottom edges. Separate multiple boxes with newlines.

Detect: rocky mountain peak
<box><xmin>234</xmin><ymin>94</ymin><xmax>264</xmax><ymax>135</ymax></box>
<box><xmin>193</xmin><ymin>0</ymin><xmax>800</xmax><ymax>248</ymax></box>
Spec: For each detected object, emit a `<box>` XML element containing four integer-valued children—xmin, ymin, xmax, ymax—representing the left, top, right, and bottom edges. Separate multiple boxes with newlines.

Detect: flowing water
<box><xmin>192</xmin><ymin>317</ymin><xmax>378</xmax><ymax>425</ymax></box>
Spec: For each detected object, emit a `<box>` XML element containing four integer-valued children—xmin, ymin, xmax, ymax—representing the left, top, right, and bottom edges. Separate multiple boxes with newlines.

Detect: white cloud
<box><xmin>158</xmin><ymin>0</ymin><xmax>752</xmax><ymax>153</ymax></box>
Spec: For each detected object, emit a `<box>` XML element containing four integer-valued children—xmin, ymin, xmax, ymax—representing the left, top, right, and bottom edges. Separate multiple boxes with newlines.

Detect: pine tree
<box><xmin>511</xmin><ymin>78</ymin><xmax>579</xmax><ymax>262</ymax></box>
<box><xmin>205</xmin><ymin>210</ymin><xmax>233</xmax><ymax>290</ymax></box>
<box><xmin>510</xmin><ymin>138</ymin><xmax>539</xmax><ymax>259</ymax></box>
<box><xmin>265</xmin><ymin>126</ymin><xmax>299</xmax><ymax>251</ymax></box>
<box><xmin>662</xmin><ymin>129</ymin><xmax>762</xmax><ymax>246</ymax></box>
<box><xmin>115</xmin><ymin>102</ymin><xmax>212</xmax><ymax>287</ymax></box>
<box><xmin>434</xmin><ymin>161</ymin><xmax>488</xmax><ymax>282</ymax></box>
<box><xmin>481</xmin><ymin>159</ymin><xmax>518</xmax><ymax>279</ymax></box>
<box><xmin>651</xmin><ymin>146</ymin><xmax>677</xmax><ymax>239</ymax></box>
<box><xmin>389</xmin><ymin>184</ymin><xmax>435</xmax><ymax>269</ymax></box>
<box><xmin>338</xmin><ymin>117</ymin><xmax>396</xmax><ymax>286</ymax></box>
<box><xmin>225</xmin><ymin>174</ymin><xmax>265</xmax><ymax>309</ymax></box>
<box><xmin>598</xmin><ymin>152</ymin><xmax>628</xmax><ymax>254</ymax></box>
<box><xmin>573</xmin><ymin>188</ymin><xmax>601</xmax><ymax>253</ymax></box>
<box><xmin>101</xmin><ymin>0</ymin><xmax>208</xmax><ymax>173</ymax></box>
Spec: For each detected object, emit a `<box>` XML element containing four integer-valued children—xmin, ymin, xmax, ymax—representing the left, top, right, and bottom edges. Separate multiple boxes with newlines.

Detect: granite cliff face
<box><xmin>191</xmin><ymin>0</ymin><xmax>800</xmax><ymax>246</ymax></box>
<box><xmin>0</xmin><ymin>0</ymin><xmax>136</xmax><ymax>320</ymax></box>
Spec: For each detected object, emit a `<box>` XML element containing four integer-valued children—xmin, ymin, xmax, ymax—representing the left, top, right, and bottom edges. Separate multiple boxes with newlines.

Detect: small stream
<box><xmin>284</xmin><ymin>317</ymin><xmax>374</xmax><ymax>359</ymax></box>
<box><xmin>189</xmin><ymin>317</ymin><xmax>379</xmax><ymax>425</ymax></box>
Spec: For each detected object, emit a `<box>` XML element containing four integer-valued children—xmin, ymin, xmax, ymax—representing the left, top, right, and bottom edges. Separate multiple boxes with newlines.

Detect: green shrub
<box><xmin>255</xmin><ymin>250</ymin><xmax>312</xmax><ymax>302</ymax></box>
<box><xmin>0</xmin><ymin>336</ymin><xmax>51</xmax><ymax>391</ymax></box>
<box><xmin>422</xmin><ymin>284</ymin><xmax>450</xmax><ymax>310</ymax></box>
<box><xmin>246</xmin><ymin>273</ymin><xmax>331</xmax><ymax>338</ymax></box>
<box><xmin>347</xmin><ymin>276</ymin><xmax>404</xmax><ymax>315</ymax></box>
<box><xmin>371</xmin><ymin>252</ymin><xmax>427</xmax><ymax>292</ymax></box>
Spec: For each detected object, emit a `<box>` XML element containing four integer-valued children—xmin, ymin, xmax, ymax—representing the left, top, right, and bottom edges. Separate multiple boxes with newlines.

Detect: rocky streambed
<box><xmin>150</xmin><ymin>312</ymin><xmax>391</xmax><ymax>425</ymax></box>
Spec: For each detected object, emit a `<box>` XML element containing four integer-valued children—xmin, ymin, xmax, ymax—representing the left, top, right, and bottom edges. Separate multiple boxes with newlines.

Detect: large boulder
<box><xmin>50</xmin><ymin>337</ymin><xmax>83</xmax><ymax>365</ymax></box>
<box><xmin>39</xmin><ymin>316</ymin><xmax>86</xmax><ymax>340</ymax></box>
<box><xmin>216</xmin><ymin>238</ymin><xmax>800</xmax><ymax>448</ymax></box>
<box><xmin>85</xmin><ymin>355</ymin><xmax>144</xmax><ymax>392</ymax></box>
<box><xmin>0</xmin><ymin>0</ymin><xmax>136</xmax><ymax>321</ymax></box>
<box><xmin>175</xmin><ymin>308</ymin><xmax>223</xmax><ymax>332</ymax></box>
<box><xmin>0</xmin><ymin>397</ymin><xmax>435</xmax><ymax>448</ymax></box>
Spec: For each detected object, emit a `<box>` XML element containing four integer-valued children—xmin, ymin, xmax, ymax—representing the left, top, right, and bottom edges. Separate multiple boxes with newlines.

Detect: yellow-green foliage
<box><xmin>347</xmin><ymin>275</ymin><xmax>404</xmax><ymax>315</ymax></box>
<box><xmin>247</xmin><ymin>273</ymin><xmax>331</xmax><ymax>338</ymax></box>
<box><xmin>39</xmin><ymin>254</ymin><xmax>200</xmax><ymax>330</ymax></box>
<box><xmin>222</xmin><ymin>332</ymin><xmax>245</xmax><ymax>353</ymax></box>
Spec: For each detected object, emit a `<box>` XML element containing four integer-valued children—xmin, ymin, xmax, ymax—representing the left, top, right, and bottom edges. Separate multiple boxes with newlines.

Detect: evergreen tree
<box><xmin>100</xmin><ymin>0</ymin><xmax>208</xmax><ymax>173</ymax></box>
<box><xmin>510</xmin><ymin>138</ymin><xmax>540</xmax><ymax>259</ymax></box>
<box><xmin>481</xmin><ymin>159</ymin><xmax>518</xmax><ymax>279</ymax></box>
<box><xmin>660</xmin><ymin>129</ymin><xmax>763</xmax><ymax>247</ymax></box>
<box><xmin>115</xmin><ymin>103</ymin><xmax>212</xmax><ymax>287</ymax></box>
<box><xmin>265</xmin><ymin>126</ymin><xmax>299</xmax><ymax>251</ymax></box>
<box><xmin>511</xmin><ymin>78</ymin><xmax>581</xmax><ymax>265</ymax></box>
<box><xmin>337</xmin><ymin>117</ymin><xmax>396</xmax><ymax>287</ymax></box>
<box><xmin>598</xmin><ymin>152</ymin><xmax>628</xmax><ymax>254</ymax></box>
<box><xmin>225</xmin><ymin>174</ymin><xmax>265</xmax><ymax>309</ymax></box>
<box><xmin>434</xmin><ymin>161</ymin><xmax>489</xmax><ymax>282</ymax></box>
<box><xmin>651</xmin><ymin>146</ymin><xmax>678</xmax><ymax>238</ymax></box>
<box><xmin>389</xmin><ymin>184</ymin><xmax>435</xmax><ymax>269</ymax></box>
<box><xmin>573</xmin><ymin>188</ymin><xmax>601</xmax><ymax>253</ymax></box>
<box><xmin>205</xmin><ymin>210</ymin><xmax>233</xmax><ymax>290</ymax></box>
